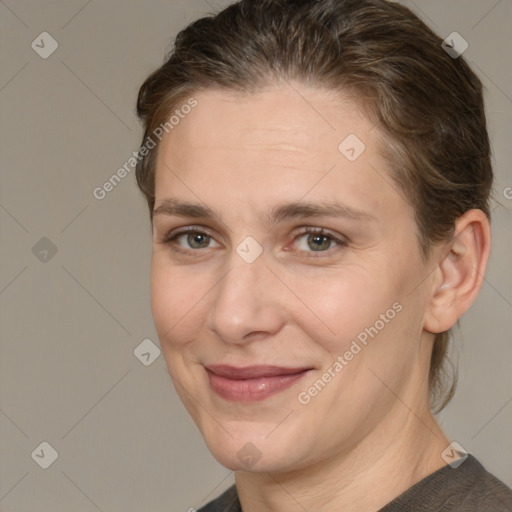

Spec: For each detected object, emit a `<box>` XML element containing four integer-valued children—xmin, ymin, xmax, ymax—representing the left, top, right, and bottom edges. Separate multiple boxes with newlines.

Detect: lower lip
<box><xmin>207</xmin><ymin>370</ymin><xmax>311</xmax><ymax>402</ymax></box>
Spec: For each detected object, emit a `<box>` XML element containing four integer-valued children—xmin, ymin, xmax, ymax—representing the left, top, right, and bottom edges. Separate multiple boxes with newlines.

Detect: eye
<box><xmin>161</xmin><ymin>227</ymin><xmax>221</xmax><ymax>251</ymax></box>
<box><xmin>293</xmin><ymin>227</ymin><xmax>346</xmax><ymax>253</ymax></box>
<box><xmin>181</xmin><ymin>232</ymin><xmax>212</xmax><ymax>249</ymax></box>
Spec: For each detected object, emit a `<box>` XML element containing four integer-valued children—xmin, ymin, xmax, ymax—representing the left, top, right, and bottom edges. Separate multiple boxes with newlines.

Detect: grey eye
<box><xmin>186</xmin><ymin>233</ymin><xmax>211</xmax><ymax>248</ymax></box>
<box><xmin>306</xmin><ymin>233</ymin><xmax>333</xmax><ymax>251</ymax></box>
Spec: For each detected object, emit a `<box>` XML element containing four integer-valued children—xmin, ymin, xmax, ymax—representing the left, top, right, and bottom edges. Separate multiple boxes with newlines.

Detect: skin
<box><xmin>150</xmin><ymin>84</ymin><xmax>491</xmax><ymax>512</ymax></box>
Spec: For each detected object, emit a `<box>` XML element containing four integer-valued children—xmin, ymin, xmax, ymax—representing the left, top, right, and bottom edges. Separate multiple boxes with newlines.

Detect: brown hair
<box><xmin>135</xmin><ymin>0</ymin><xmax>493</xmax><ymax>413</ymax></box>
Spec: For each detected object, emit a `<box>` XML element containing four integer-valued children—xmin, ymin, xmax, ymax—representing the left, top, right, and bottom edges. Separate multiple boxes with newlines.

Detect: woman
<box><xmin>135</xmin><ymin>0</ymin><xmax>512</xmax><ymax>510</ymax></box>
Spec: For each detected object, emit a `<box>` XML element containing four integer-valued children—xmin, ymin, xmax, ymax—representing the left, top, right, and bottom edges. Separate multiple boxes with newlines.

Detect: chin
<box><xmin>209</xmin><ymin>444</ymin><xmax>291</xmax><ymax>473</ymax></box>
<box><xmin>199</xmin><ymin>422</ymin><xmax>308</xmax><ymax>473</ymax></box>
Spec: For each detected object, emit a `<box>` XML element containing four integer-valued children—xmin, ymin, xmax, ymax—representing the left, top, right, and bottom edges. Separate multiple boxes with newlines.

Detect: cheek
<box><xmin>150</xmin><ymin>260</ymin><xmax>206</xmax><ymax>344</ymax></box>
<box><xmin>291</xmin><ymin>265</ymin><xmax>405</xmax><ymax>355</ymax></box>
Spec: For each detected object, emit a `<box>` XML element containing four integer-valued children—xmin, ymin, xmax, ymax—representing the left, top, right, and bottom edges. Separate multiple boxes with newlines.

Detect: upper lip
<box><xmin>205</xmin><ymin>365</ymin><xmax>313</xmax><ymax>380</ymax></box>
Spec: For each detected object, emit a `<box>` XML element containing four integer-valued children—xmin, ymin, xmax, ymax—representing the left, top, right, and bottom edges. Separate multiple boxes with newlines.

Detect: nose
<box><xmin>206</xmin><ymin>252</ymin><xmax>286</xmax><ymax>345</ymax></box>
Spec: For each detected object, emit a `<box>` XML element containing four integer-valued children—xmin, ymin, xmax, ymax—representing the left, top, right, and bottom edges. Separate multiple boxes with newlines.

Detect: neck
<box><xmin>235</xmin><ymin>405</ymin><xmax>451</xmax><ymax>512</ymax></box>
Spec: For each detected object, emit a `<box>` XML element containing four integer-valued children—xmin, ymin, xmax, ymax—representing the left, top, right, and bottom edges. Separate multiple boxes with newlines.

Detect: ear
<box><xmin>423</xmin><ymin>209</ymin><xmax>491</xmax><ymax>334</ymax></box>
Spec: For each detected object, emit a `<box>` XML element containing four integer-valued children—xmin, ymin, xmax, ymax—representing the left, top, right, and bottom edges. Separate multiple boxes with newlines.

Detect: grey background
<box><xmin>0</xmin><ymin>0</ymin><xmax>510</xmax><ymax>511</ymax></box>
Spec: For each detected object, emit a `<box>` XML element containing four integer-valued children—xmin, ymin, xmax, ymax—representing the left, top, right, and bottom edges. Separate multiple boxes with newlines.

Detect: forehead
<box><xmin>160</xmin><ymin>85</ymin><xmax>369</xmax><ymax>153</ymax></box>
<box><xmin>152</xmin><ymin>85</ymin><xmax>407</xmax><ymax>226</ymax></box>
<box><xmin>155</xmin><ymin>85</ymin><xmax>377</xmax><ymax>178</ymax></box>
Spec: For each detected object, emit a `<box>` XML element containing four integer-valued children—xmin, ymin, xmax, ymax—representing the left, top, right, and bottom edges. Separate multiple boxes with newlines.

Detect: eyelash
<box><xmin>160</xmin><ymin>226</ymin><xmax>347</xmax><ymax>257</ymax></box>
<box><xmin>290</xmin><ymin>227</ymin><xmax>347</xmax><ymax>255</ymax></box>
<box><xmin>160</xmin><ymin>227</ymin><xmax>214</xmax><ymax>252</ymax></box>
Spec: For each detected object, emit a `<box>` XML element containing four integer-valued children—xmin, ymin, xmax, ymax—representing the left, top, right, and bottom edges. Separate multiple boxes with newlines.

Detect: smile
<box><xmin>205</xmin><ymin>365</ymin><xmax>313</xmax><ymax>402</ymax></box>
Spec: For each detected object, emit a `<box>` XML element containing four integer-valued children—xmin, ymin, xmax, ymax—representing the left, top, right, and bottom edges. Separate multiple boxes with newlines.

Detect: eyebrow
<box><xmin>152</xmin><ymin>199</ymin><xmax>375</xmax><ymax>225</ymax></box>
<box><xmin>264</xmin><ymin>201</ymin><xmax>375</xmax><ymax>225</ymax></box>
<box><xmin>153</xmin><ymin>199</ymin><xmax>215</xmax><ymax>219</ymax></box>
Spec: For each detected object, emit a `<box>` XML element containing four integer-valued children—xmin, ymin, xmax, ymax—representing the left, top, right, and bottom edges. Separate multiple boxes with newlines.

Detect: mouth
<box><xmin>205</xmin><ymin>364</ymin><xmax>314</xmax><ymax>402</ymax></box>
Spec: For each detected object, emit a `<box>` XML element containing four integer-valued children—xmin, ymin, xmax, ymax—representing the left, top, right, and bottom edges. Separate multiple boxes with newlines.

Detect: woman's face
<box><xmin>151</xmin><ymin>85</ymin><xmax>437</xmax><ymax>472</ymax></box>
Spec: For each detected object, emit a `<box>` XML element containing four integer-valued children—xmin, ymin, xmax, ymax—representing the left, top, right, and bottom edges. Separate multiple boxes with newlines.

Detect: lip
<box><xmin>205</xmin><ymin>365</ymin><xmax>313</xmax><ymax>402</ymax></box>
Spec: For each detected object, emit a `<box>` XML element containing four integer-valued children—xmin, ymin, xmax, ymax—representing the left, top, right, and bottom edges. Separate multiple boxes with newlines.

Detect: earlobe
<box><xmin>423</xmin><ymin>209</ymin><xmax>491</xmax><ymax>334</ymax></box>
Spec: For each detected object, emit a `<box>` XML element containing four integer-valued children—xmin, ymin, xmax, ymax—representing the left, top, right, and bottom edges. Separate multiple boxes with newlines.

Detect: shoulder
<box><xmin>380</xmin><ymin>455</ymin><xmax>512</xmax><ymax>511</ymax></box>
<box><xmin>197</xmin><ymin>484</ymin><xmax>241</xmax><ymax>512</ymax></box>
